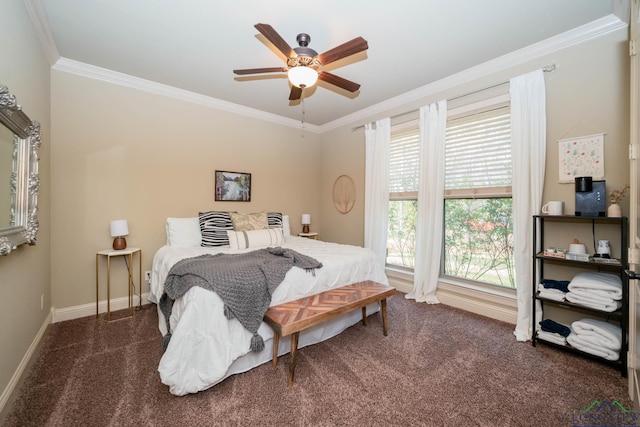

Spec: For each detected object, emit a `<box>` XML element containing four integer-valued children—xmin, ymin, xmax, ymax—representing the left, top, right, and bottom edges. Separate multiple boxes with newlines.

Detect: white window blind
<box><xmin>445</xmin><ymin>106</ymin><xmax>511</xmax><ymax>190</ymax></box>
<box><xmin>389</xmin><ymin>127</ymin><xmax>420</xmax><ymax>194</ymax></box>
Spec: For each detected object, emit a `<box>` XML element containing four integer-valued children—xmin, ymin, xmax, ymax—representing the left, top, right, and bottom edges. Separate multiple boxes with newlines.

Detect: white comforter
<box><xmin>149</xmin><ymin>236</ymin><xmax>389</xmax><ymax>395</ymax></box>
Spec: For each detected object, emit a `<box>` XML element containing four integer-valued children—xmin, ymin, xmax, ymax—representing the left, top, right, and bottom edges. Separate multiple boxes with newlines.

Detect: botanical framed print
<box><xmin>215</xmin><ymin>170</ymin><xmax>251</xmax><ymax>201</ymax></box>
<box><xmin>557</xmin><ymin>133</ymin><xmax>604</xmax><ymax>183</ymax></box>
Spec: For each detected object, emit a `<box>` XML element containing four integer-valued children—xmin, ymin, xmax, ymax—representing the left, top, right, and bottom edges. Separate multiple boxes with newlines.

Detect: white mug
<box><xmin>542</xmin><ymin>201</ymin><xmax>564</xmax><ymax>216</ymax></box>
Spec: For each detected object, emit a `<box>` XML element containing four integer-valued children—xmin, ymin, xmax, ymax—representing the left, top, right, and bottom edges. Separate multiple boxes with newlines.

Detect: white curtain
<box><xmin>406</xmin><ymin>101</ymin><xmax>447</xmax><ymax>303</ymax></box>
<box><xmin>510</xmin><ymin>70</ymin><xmax>546</xmax><ymax>341</ymax></box>
<box><xmin>364</xmin><ymin>118</ymin><xmax>390</xmax><ymax>268</ymax></box>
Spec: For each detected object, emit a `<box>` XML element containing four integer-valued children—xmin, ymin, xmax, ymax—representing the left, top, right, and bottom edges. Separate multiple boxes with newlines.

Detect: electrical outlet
<box><xmin>145</xmin><ymin>271</ymin><xmax>151</xmax><ymax>283</ymax></box>
<box><xmin>40</xmin><ymin>294</ymin><xmax>44</xmax><ymax>310</ymax></box>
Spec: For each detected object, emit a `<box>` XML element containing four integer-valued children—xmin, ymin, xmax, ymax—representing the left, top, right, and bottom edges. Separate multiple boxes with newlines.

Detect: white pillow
<box><xmin>227</xmin><ymin>228</ymin><xmax>284</xmax><ymax>250</ymax></box>
<box><xmin>166</xmin><ymin>217</ymin><xmax>202</xmax><ymax>247</ymax></box>
<box><xmin>282</xmin><ymin>215</ymin><xmax>291</xmax><ymax>237</ymax></box>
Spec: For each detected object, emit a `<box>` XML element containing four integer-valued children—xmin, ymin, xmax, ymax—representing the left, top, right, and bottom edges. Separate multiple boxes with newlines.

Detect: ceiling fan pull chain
<box><xmin>300</xmin><ymin>94</ymin><xmax>306</xmax><ymax>138</ymax></box>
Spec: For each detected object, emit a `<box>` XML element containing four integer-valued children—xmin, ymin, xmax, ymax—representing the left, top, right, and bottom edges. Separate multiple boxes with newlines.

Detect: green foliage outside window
<box><xmin>443</xmin><ymin>198</ymin><xmax>515</xmax><ymax>288</ymax></box>
<box><xmin>386</xmin><ymin>198</ymin><xmax>515</xmax><ymax>288</ymax></box>
<box><xmin>387</xmin><ymin>200</ymin><xmax>417</xmax><ymax>268</ymax></box>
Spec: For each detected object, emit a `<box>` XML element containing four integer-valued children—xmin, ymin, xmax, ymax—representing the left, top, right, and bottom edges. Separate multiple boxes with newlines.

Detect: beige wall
<box><xmin>318</xmin><ymin>125</ymin><xmax>366</xmax><ymax>245</ymax></box>
<box><xmin>0</xmin><ymin>0</ymin><xmax>51</xmax><ymax>413</ymax></box>
<box><xmin>50</xmin><ymin>72</ymin><xmax>321</xmax><ymax>308</ymax></box>
<box><xmin>318</xmin><ymin>29</ymin><xmax>631</xmax><ymax>249</ymax></box>
<box><xmin>0</xmin><ymin>3</ymin><xmax>631</xmax><ymax>416</ymax></box>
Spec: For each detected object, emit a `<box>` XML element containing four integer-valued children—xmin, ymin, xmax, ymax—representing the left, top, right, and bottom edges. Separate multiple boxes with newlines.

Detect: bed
<box><xmin>149</xmin><ymin>212</ymin><xmax>389</xmax><ymax>396</ymax></box>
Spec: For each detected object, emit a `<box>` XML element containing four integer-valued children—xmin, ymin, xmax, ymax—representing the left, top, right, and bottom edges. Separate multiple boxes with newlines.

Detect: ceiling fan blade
<box><xmin>233</xmin><ymin>67</ymin><xmax>287</xmax><ymax>75</ymax></box>
<box><xmin>289</xmin><ymin>86</ymin><xmax>302</xmax><ymax>101</ymax></box>
<box><xmin>317</xmin><ymin>37</ymin><xmax>368</xmax><ymax>66</ymax></box>
<box><xmin>255</xmin><ymin>23</ymin><xmax>295</xmax><ymax>59</ymax></box>
<box><xmin>318</xmin><ymin>72</ymin><xmax>361</xmax><ymax>92</ymax></box>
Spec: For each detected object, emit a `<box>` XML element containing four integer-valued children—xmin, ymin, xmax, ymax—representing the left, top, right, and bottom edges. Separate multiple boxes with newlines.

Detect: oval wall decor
<box><xmin>332</xmin><ymin>175</ymin><xmax>356</xmax><ymax>214</ymax></box>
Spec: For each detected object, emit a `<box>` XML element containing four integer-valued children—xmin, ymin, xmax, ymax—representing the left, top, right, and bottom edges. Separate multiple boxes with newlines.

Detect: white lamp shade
<box><xmin>288</xmin><ymin>67</ymin><xmax>318</xmax><ymax>88</ymax></box>
<box><xmin>301</xmin><ymin>214</ymin><xmax>311</xmax><ymax>225</ymax></box>
<box><xmin>110</xmin><ymin>219</ymin><xmax>129</xmax><ymax>237</ymax></box>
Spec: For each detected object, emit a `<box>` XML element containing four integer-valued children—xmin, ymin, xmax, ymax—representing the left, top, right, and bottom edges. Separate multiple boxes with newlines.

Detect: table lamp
<box><xmin>301</xmin><ymin>214</ymin><xmax>311</xmax><ymax>234</ymax></box>
<box><xmin>110</xmin><ymin>219</ymin><xmax>129</xmax><ymax>250</ymax></box>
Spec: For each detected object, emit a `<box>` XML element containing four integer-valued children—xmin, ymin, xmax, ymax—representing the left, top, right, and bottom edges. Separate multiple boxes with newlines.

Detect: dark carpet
<box><xmin>2</xmin><ymin>293</ymin><xmax>633</xmax><ymax>426</ymax></box>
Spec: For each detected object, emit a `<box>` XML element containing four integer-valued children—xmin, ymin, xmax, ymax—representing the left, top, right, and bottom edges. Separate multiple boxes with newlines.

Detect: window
<box><xmin>387</xmin><ymin>126</ymin><xmax>419</xmax><ymax>268</ymax></box>
<box><xmin>443</xmin><ymin>105</ymin><xmax>515</xmax><ymax>288</ymax></box>
<box><xmin>386</xmin><ymin>99</ymin><xmax>515</xmax><ymax>289</ymax></box>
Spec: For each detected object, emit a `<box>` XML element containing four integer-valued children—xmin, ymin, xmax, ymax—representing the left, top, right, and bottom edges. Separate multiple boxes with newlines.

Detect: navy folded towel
<box><xmin>539</xmin><ymin>319</ymin><xmax>571</xmax><ymax>337</ymax></box>
<box><xmin>540</xmin><ymin>278</ymin><xmax>570</xmax><ymax>293</ymax></box>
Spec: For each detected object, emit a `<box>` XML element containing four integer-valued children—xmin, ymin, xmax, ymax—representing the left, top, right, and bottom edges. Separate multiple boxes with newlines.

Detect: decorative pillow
<box><xmin>282</xmin><ymin>215</ymin><xmax>290</xmax><ymax>237</ymax></box>
<box><xmin>230</xmin><ymin>211</ymin><xmax>268</xmax><ymax>231</ymax></box>
<box><xmin>268</xmin><ymin>212</ymin><xmax>283</xmax><ymax>228</ymax></box>
<box><xmin>227</xmin><ymin>228</ymin><xmax>284</xmax><ymax>250</ymax></box>
<box><xmin>199</xmin><ymin>211</ymin><xmax>234</xmax><ymax>247</ymax></box>
<box><xmin>166</xmin><ymin>217</ymin><xmax>201</xmax><ymax>247</ymax></box>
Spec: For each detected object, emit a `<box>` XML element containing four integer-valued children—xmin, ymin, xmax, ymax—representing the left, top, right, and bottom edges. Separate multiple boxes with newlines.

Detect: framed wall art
<box><xmin>215</xmin><ymin>170</ymin><xmax>251</xmax><ymax>201</ymax></box>
<box><xmin>557</xmin><ymin>133</ymin><xmax>604</xmax><ymax>183</ymax></box>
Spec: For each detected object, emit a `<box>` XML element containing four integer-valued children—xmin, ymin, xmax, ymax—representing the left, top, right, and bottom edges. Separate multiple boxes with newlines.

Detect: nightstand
<box><xmin>95</xmin><ymin>247</ymin><xmax>141</xmax><ymax>321</ymax></box>
<box><xmin>298</xmin><ymin>232</ymin><xmax>319</xmax><ymax>240</ymax></box>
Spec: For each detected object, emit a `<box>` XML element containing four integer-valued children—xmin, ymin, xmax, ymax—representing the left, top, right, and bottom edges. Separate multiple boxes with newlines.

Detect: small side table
<box><xmin>96</xmin><ymin>247</ymin><xmax>142</xmax><ymax>321</ymax></box>
<box><xmin>298</xmin><ymin>232</ymin><xmax>319</xmax><ymax>240</ymax></box>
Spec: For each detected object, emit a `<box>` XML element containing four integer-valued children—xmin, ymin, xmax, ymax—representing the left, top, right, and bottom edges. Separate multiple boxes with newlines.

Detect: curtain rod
<box><xmin>352</xmin><ymin>63</ymin><xmax>557</xmax><ymax>132</ymax></box>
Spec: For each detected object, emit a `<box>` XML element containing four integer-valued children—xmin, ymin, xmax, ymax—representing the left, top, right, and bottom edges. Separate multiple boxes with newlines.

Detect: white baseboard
<box><xmin>633</xmin><ymin>369</ymin><xmax>640</xmax><ymax>411</ymax></box>
<box><xmin>1</xmin><ymin>293</ymin><xmax>154</xmax><ymax>419</ymax></box>
<box><xmin>435</xmin><ymin>282</ymin><xmax>517</xmax><ymax>324</ymax></box>
<box><xmin>387</xmin><ymin>275</ymin><xmax>517</xmax><ymax>325</ymax></box>
<box><xmin>53</xmin><ymin>293</ymin><xmax>152</xmax><ymax>323</ymax></box>
<box><xmin>0</xmin><ymin>307</ymin><xmax>53</xmax><ymax>417</ymax></box>
<box><xmin>2</xmin><ymin>279</ymin><xmax>515</xmax><ymax>417</ymax></box>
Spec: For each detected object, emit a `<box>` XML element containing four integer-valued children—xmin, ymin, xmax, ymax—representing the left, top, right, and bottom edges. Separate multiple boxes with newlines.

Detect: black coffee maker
<box><xmin>575</xmin><ymin>176</ymin><xmax>606</xmax><ymax>217</ymax></box>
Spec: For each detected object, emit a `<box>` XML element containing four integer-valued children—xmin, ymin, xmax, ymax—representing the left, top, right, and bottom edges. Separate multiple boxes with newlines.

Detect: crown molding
<box><xmin>614</xmin><ymin>0</ymin><xmax>631</xmax><ymax>23</ymax></box>
<box><xmin>52</xmin><ymin>58</ymin><xmax>322</xmax><ymax>134</ymax></box>
<box><xmin>22</xmin><ymin>0</ymin><xmax>59</xmax><ymax>66</ymax></box>
<box><xmin>29</xmin><ymin>3</ymin><xmax>626</xmax><ymax>135</ymax></box>
<box><xmin>319</xmin><ymin>13</ymin><xmax>628</xmax><ymax>133</ymax></box>
<box><xmin>26</xmin><ymin>0</ymin><xmax>317</xmax><ymax>131</ymax></box>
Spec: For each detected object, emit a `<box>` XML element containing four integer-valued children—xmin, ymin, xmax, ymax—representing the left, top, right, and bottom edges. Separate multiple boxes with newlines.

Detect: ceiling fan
<box><xmin>233</xmin><ymin>23</ymin><xmax>368</xmax><ymax>101</ymax></box>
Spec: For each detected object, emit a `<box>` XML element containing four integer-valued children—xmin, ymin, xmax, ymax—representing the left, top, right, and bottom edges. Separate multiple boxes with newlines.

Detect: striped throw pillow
<box><xmin>227</xmin><ymin>228</ymin><xmax>284</xmax><ymax>250</ymax></box>
<box><xmin>199</xmin><ymin>211</ymin><xmax>234</xmax><ymax>247</ymax></box>
<box><xmin>268</xmin><ymin>212</ymin><xmax>283</xmax><ymax>228</ymax></box>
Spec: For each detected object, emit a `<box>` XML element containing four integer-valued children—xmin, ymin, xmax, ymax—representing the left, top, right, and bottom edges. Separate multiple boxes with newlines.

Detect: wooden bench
<box><xmin>263</xmin><ymin>280</ymin><xmax>395</xmax><ymax>386</ymax></box>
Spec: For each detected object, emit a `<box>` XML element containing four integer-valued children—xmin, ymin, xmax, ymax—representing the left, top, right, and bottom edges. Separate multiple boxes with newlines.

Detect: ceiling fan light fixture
<box><xmin>234</xmin><ymin>24</ymin><xmax>368</xmax><ymax>100</ymax></box>
<box><xmin>288</xmin><ymin>66</ymin><xmax>318</xmax><ymax>88</ymax></box>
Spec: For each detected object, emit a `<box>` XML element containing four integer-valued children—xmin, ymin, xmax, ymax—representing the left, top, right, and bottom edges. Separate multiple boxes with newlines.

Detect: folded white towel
<box><xmin>537</xmin><ymin>284</ymin><xmax>566</xmax><ymax>301</ymax></box>
<box><xmin>538</xmin><ymin>290</ymin><xmax>566</xmax><ymax>302</ymax></box>
<box><xmin>567</xmin><ymin>332</ymin><xmax>620</xmax><ymax>361</ymax></box>
<box><xmin>537</xmin><ymin>330</ymin><xmax>567</xmax><ymax>346</ymax></box>
<box><xmin>571</xmin><ymin>318</ymin><xmax>622</xmax><ymax>350</ymax></box>
<box><xmin>567</xmin><ymin>288</ymin><xmax>619</xmax><ymax>304</ymax></box>
<box><xmin>568</xmin><ymin>272</ymin><xmax>622</xmax><ymax>299</ymax></box>
<box><xmin>566</xmin><ymin>292</ymin><xmax>622</xmax><ymax>312</ymax></box>
<box><xmin>537</xmin><ymin>284</ymin><xmax>566</xmax><ymax>294</ymax></box>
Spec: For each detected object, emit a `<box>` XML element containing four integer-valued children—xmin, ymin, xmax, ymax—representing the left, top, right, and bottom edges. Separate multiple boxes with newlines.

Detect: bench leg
<box><xmin>272</xmin><ymin>331</ymin><xmax>280</xmax><ymax>368</ymax></box>
<box><xmin>381</xmin><ymin>298</ymin><xmax>388</xmax><ymax>336</ymax></box>
<box><xmin>288</xmin><ymin>332</ymin><xmax>299</xmax><ymax>387</ymax></box>
<box><xmin>361</xmin><ymin>306</ymin><xmax>367</xmax><ymax>326</ymax></box>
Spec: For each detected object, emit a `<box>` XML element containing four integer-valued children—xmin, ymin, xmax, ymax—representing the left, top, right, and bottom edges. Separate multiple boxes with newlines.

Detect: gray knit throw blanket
<box><xmin>159</xmin><ymin>247</ymin><xmax>322</xmax><ymax>352</ymax></box>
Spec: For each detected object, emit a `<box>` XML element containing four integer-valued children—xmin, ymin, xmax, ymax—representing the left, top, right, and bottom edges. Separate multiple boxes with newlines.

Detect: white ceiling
<box><xmin>32</xmin><ymin>0</ymin><xmax>619</xmax><ymax>128</ymax></box>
